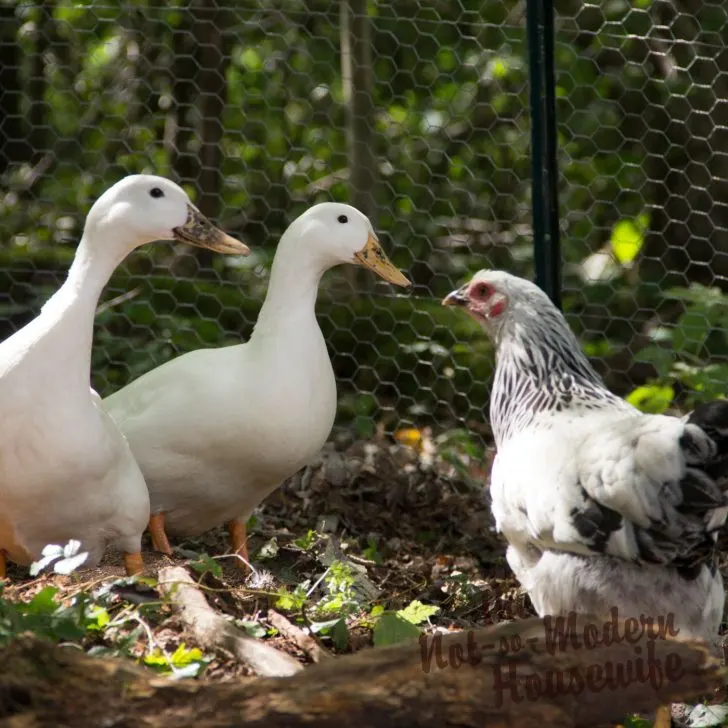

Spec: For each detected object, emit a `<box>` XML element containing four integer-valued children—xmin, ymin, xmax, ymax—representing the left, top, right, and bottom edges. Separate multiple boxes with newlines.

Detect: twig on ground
<box><xmin>158</xmin><ymin>566</ymin><xmax>303</xmax><ymax>677</ymax></box>
<box><xmin>267</xmin><ymin>609</ymin><xmax>333</xmax><ymax>663</ymax></box>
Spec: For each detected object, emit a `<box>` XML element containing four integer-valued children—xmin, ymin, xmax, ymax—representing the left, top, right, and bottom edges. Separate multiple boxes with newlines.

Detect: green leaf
<box><xmin>331</xmin><ymin>618</ymin><xmax>349</xmax><ymax>651</ymax></box>
<box><xmin>626</xmin><ymin>383</ymin><xmax>675</xmax><ymax>414</ymax></box>
<box><xmin>373</xmin><ymin>613</ymin><xmax>422</xmax><ymax>647</ymax></box>
<box><xmin>257</xmin><ymin>537</ymin><xmax>279</xmax><ymax>560</ymax></box>
<box><xmin>636</xmin><ymin>345</ymin><xmax>674</xmax><ymax>379</ymax></box>
<box><xmin>397</xmin><ymin>600</ymin><xmax>440</xmax><ymax>626</ymax></box>
<box><xmin>240</xmin><ymin>48</ymin><xmax>263</xmax><ymax>72</ymax></box>
<box><xmin>26</xmin><ymin>587</ymin><xmax>60</xmax><ymax>616</ymax></box>
<box><xmin>610</xmin><ymin>217</ymin><xmax>646</xmax><ymax>264</ymax></box>
<box><xmin>143</xmin><ymin>649</ymin><xmax>169</xmax><ymax>667</ymax></box>
<box><xmin>238</xmin><ymin>620</ymin><xmax>267</xmax><ymax>639</ymax></box>
<box><xmin>275</xmin><ymin>586</ymin><xmax>308</xmax><ymax>612</ymax></box>
<box><xmin>362</xmin><ymin>537</ymin><xmax>382</xmax><ymax>565</ymax></box>
<box><xmin>87</xmin><ymin>607</ymin><xmax>110</xmax><ymax>631</ymax></box>
<box><xmin>294</xmin><ymin>530</ymin><xmax>316</xmax><ymax>551</ymax></box>
<box><xmin>673</xmin><ymin>311</ymin><xmax>712</xmax><ymax>355</ymax></box>
<box><xmin>354</xmin><ymin>414</ymin><xmax>375</xmax><ymax>439</ymax></box>
<box><xmin>170</xmin><ymin>643</ymin><xmax>204</xmax><ymax>667</ymax></box>
<box><xmin>188</xmin><ymin>553</ymin><xmax>223</xmax><ymax>579</ymax></box>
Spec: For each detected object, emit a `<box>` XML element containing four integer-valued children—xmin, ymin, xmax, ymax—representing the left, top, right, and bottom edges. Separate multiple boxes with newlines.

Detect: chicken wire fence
<box><xmin>0</xmin><ymin>1</ymin><xmax>726</xmax><ymax>437</ymax></box>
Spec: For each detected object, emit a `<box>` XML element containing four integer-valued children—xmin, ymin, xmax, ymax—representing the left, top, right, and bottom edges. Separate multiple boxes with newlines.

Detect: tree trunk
<box><xmin>340</xmin><ymin>0</ymin><xmax>377</xmax><ymax>293</ymax></box>
<box><xmin>169</xmin><ymin>11</ymin><xmax>199</xmax><ymax>188</ymax></box>
<box><xmin>0</xmin><ymin>616</ymin><xmax>721</xmax><ymax>727</ymax></box>
<box><xmin>0</xmin><ymin>6</ymin><xmax>28</xmax><ymax>176</ymax></box>
<box><xmin>195</xmin><ymin>0</ymin><xmax>227</xmax><ymax>221</ymax></box>
<box><xmin>27</xmin><ymin>1</ymin><xmax>54</xmax><ymax>159</ymax></box>
<box><xmin>340</xmin><ymin>0</ymin><xmax>376</xmax><ymax>223</ymax></box>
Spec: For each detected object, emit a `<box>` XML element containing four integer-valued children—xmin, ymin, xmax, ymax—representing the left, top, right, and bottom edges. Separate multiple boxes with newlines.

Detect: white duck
<box><xmin>0</xmin><ymin>175</ymin><xmax>249</xmax><ymax>577</ymax></box>
<box><xmin>104</xmin><ymin>202</ymin><xmax>410</xmax><ymax>562</ymax></box>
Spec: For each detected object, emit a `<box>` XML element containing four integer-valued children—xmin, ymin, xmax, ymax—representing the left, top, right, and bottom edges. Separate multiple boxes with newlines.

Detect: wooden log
<box><xmin>0</xmin><ymin>615</ymin><xmax>721</xmax><ymax>727</ymax></box>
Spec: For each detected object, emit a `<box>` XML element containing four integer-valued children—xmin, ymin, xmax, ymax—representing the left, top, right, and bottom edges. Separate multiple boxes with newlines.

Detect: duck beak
<box><xmin>173</xmin><ymin>204</ymin><xmax>250</xmax><ymax>255</ymax></box>
<box><xmin>442</xmin><ymin>285</ymin><xmax>470</xmax><ymax>307</ymax></box>
<box><xmin>353</xmin><ymin>233</ymin><xmax>411</xmax><ymax>288</ymax></box>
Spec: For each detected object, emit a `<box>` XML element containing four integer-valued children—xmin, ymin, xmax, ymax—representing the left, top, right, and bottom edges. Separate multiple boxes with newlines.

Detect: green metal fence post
<box><xmin>526</xmin><ymin>0</ymin><xmax>562</xmax><ymax>308</ymax></box>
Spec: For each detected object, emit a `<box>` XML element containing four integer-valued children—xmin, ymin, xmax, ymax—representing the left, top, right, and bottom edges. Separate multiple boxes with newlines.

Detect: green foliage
<box><xmin>629</xmin><ymin>284</ymin><xmax>728</xmax><ymax>411</ymax></box>
<box><xmin>275</xmin><ymin>584</ymin><xmax>309</xmax><ymax>612</ymax></box>
<box><xmin>372</xmin><ymin>613</ymin><xmax>422</xmax><ymax>647</ymax></box>
<box><xmin>238</xmin><ymin>620</ymin><xmax>268</xmax><ymax>639</ymax></box>
<box><xmin>143</xmin><ymin>643</ymin><xmax>209</xmax><ymax>678</ymax></box>
<box><xmin>610</xmin><ymin>214</ymin><xmax>648</xmax><ymax>265</ymax></box>
<box><xmin>362</xmin><ymin>536</ymin><xmax>383</xmax><ymax>565</ymax></box>
<box><xmin>397</xmin><ymin>600</ymin><xmax>440</xmax><ymax>626</ymax></box>
<box><xmin>371</xmin><ymin>599</ymin><xmax>440</xmax><ymax>647</ymax></box>
<box><xmin>189</xmin><ymin>553</ymin><xmax>223</xmax><ymax>580</ymax></box>
<box><xmin>436</xmin><ymin>428</ymin><xmax>486</xmax><ymax>483</ymax></box>
<box><xmin>293</xmin><ymin>530</ymin><xmax>318</xmax><ymax>552</ymax></box>
<box><xmin>257</xmin><ymin>537</ymin><xmax>280</xmax><ymax>561</ymax></box>
<box><xmin>317</xmin><ymin>561</ymin><xmax>359</xmax><ymax>616</ymax></box>
<box><xmin>625</xmin><ymin>383</ymin><xmax>675</xmax><ymax>415</ymax></box>
<box><xmin>0</xmin><ymin>586</ymin><xmax>93</xmax><ymax>645</ymax></box>
<box><xmin>1</xmin><ymin>0</ymin><xmax>726</xmax><ymax>432</ymax></box>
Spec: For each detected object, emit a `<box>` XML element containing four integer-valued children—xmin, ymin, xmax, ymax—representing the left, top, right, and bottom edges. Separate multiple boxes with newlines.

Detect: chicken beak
<box><xmin>173</xmin><ymin>204</ymin><xmax>250</xmax><ymax>256</ymax></box>
<box><xmin>442</xmin><ymin>285</ymin><xmax>470</xmax><ymax>307</ymax></box>
<box><xmin>353</xmin><ymin>233</ymin><xmax>411</xmax><ymax>288</ymax></box>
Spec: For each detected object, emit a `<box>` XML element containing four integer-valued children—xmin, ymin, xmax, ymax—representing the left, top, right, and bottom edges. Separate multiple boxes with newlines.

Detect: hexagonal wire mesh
<box><xmin>0</xmin><ymin>1</ymin><xmax>726</xmax><ymax>445</ymax></box>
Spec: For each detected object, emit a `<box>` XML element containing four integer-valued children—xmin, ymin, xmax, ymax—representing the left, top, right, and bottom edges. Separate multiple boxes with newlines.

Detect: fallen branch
<box><xmin>267</xmin><ymin>609</ymin><xmax>333</xmax><ymax>663</ymax></box>
<box><xmin>158</xmin><ymin>565</ymin><xmax>302</xmax><ymax>678</ymax></box>
<box><xmin>0</xmin><ymin>615</ymin><xmax>722</xmax><ymax>727</ymax></box>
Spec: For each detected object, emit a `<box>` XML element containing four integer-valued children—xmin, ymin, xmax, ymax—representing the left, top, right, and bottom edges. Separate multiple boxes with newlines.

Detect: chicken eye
<box><xmin>476</xmin><ymin>284</ymin><xmax>491</xmax><ymax>298</ymax></box>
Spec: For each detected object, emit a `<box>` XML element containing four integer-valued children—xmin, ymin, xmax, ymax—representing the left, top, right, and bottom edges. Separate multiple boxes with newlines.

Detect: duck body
<box><xmin>0</xmin><ymin>175</ymin><xmax>249</xmax><ymax>573</ymax></box>
<box><xmin>107</xmin><ymin>303</ymin><xmax>337</xmax><ymax>536</ymax></box>
<box><xmin>0</xmin><ymin>316</ymin><xmax>151</xmax><ymax>567</ymax></box>
<box><xmin>105</xmin><ymin>202</ymin><xmax>410</xmax><ymax>555</ymax></box>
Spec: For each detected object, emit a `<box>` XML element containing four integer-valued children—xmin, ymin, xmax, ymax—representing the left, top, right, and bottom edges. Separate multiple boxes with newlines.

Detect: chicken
<box><xmin>443</xmin><ymin>270</ymin><xmax>728</xmax><ymax>651</ymax></box>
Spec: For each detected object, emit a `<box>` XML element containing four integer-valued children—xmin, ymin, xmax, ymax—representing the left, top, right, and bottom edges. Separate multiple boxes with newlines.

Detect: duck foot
<box><xmin>0</xmin><ymin>550</ymin><xmax>6</xmax><ymax>579</ymax></box>
<box><xmin>123</xmin><ymin>551</ymin><xmax>144</xmax><ymax>576</ymax></box>
<box><xmin>148</xmin><ymin>513</ymin><xmax>173</xmax><ymax>556</ymax></box>
<box><xmin>227</xmin><ymin>519</ymin><xmax>250</xmax><ymax>570</ymax></box>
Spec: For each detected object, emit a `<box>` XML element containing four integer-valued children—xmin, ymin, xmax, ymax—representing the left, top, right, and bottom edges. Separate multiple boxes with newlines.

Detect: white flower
<box><xmin>29</xmin><ymin>539</ymin><xmax>89</xmax><ymax>576</ymax></box>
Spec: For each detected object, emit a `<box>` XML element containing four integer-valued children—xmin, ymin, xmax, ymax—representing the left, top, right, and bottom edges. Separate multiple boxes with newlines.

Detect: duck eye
<box><xmin>337</xmin><ymin>214</ymin><xmax>348</xmax><ymax>224</ymax></box>
<box><xmin>149</xmin><ymin>188</ymin><xmax>164</xmax><ymax>199</ymax></box>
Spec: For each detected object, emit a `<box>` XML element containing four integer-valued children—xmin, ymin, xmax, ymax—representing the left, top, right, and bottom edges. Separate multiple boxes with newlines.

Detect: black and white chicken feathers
<box><xmin>444</xmin><ymin>270</ymin><xmax>728</xmax><ymax>646</ymax></box>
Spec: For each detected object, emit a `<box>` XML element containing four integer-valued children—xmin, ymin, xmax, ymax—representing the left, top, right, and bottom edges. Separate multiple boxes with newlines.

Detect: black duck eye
<box><xmin>337</xmin><ymin>214</ymin><xmax>348</xmax><ymax>224</ymax></box>
<box><xmin>149</xmin><ymin>188</ymin><xmax>164</xmax><ymax>199</ymax></box>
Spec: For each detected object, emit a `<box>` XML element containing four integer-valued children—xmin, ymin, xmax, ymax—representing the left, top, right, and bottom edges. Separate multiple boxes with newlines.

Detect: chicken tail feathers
<box><xmin>686</xmin><ymin>400</ymin><xmax>728</xmax><ymax>484</ymax></box>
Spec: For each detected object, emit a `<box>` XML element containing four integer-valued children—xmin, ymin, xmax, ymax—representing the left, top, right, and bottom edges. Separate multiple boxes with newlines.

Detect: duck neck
<box><xmin>250</xmin><ymin>242</ymin><xmax>326</xmax><ymax>343</ymax></box>
<box><xmin>38</xmin><ymin>232</ymin><xmax>130</xmax><ymax>385</ymax></box>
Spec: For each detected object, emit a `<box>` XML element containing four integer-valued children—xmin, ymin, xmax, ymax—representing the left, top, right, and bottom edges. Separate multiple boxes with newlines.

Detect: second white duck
<box><xmin>104</xmin><ymin>202</ymin><xmax>410</xmax><ymax>562</ymax></box>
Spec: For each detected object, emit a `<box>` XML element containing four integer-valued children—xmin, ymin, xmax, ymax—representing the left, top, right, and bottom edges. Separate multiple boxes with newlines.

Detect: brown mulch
<box><xmin>0</xmin><ymin>428</ymin><xmax>529</xmax><ymax>680</ymax></box>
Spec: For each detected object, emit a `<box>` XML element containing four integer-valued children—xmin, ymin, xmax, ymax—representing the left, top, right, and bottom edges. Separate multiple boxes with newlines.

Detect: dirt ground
<box><xmin>2</xmin><ymin>427</ymin><xmax>532</xmax><ymax>680</ymax></box>
<box><xmin>5</xmin><ymin>424</ymin><xmax>727</xmax><ymax>701</ymax></box>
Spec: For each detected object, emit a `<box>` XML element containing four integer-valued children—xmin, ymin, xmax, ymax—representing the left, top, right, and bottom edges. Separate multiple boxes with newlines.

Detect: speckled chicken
<box><xmin>443</xmin><ymin>270</ymin><xmax>728</xmax><ymax>650</ymax></box>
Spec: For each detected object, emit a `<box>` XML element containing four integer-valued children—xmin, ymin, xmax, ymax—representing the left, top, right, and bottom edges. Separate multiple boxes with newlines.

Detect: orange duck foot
<box><xmin>123</xmin><ymin>551</ymin><xmax>144</xmax><ymax>576</ymax></box>
<box><xmin>148</xmin><ymin>513</ymin><xmax>173</xmax><ymax>556</ymax></box>
<box><xmin>227</xmin><ymin>520</ymin><xmax>250</xmax><ymax>569</ymax></box>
